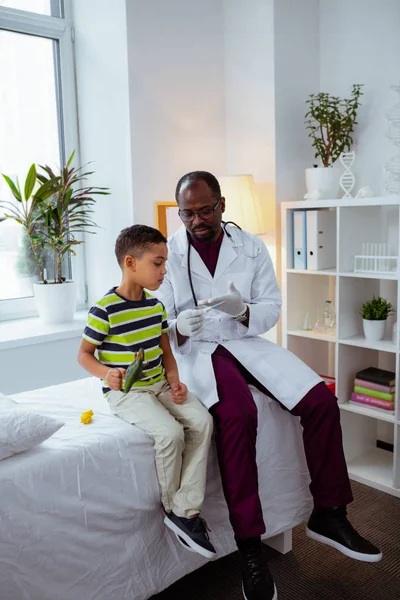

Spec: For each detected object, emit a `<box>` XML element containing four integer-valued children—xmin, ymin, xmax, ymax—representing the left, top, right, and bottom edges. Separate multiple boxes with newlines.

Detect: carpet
<box><xmin>151</xmin><ymin>481</ymin><xmax>400</xmax><ymax>599</ymax></box>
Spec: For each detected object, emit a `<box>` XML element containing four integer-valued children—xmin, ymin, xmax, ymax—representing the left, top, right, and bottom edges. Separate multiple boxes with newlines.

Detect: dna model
<box><xmin>340</xmin><ymin>151</ymin><xmax>356</xmax><ymax>199</ymax></box>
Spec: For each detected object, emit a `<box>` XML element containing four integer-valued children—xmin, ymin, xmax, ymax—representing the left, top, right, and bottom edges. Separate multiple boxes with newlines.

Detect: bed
<box><xmin>0</xmin><ymin>377</ymin><xmax>312</xmax><ymax>600</ymax></box>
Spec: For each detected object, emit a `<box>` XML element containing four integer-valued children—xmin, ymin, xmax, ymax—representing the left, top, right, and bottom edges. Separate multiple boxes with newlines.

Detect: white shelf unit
<box><xmin>281</xmin><ymin>197</ymin><xmax>400</xmax><ymax>498</ymax></box>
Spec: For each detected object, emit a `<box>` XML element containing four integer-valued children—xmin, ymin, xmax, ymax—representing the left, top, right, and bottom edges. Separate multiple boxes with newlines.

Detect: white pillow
<box><xmin>0</xmin><ymin>406</ymin><xmax>64</xmax><ymax>460</ymax></box>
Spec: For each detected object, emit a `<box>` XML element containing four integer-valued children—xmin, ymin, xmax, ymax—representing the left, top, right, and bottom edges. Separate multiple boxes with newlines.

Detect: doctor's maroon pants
<box><xmin>210</xmin><ymin>345</ymin><xmax>353</xmax><ymax>538</ymax></box>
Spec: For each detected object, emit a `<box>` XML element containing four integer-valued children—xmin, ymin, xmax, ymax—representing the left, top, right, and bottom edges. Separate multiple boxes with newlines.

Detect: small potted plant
<box><xmin>0</xmin><ymin>152</ymin><xmax>109</xmax><ymax>324</ymax></box>
<box><xmin>360</xmin><ymin>295</ymin><xmax>395</xmax><ymax>342</ymax></box>
<box><xmin>305</xmin><ymin>84</ymin><xmax>363</xmax><ymax>199</ymax></box>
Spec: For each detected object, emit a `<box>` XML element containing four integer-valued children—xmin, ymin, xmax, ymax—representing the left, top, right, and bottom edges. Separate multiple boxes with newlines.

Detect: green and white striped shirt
<box><xmin>83</xmin><ymin>287</ymin><xmax>168</xmax><ymax>394</ymax></box>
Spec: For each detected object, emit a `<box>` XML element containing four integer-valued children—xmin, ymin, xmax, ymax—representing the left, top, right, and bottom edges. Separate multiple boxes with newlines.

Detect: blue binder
<box><xmin>293</xmin><ymin>210</ymin><xmax>307</xmax><ymax>269</ymax></box>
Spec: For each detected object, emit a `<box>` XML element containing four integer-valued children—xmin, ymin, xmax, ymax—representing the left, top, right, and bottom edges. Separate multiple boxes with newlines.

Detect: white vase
<box><xmin>362</xmin><ymin>319</ymin><xmax>386</xmax><ymax>342</ymax></box>
<box><xmin>305</xmin><ymin>167</ymin><xmax>341</xmax><ymax>200</ymax></box>
<box><xmin>33</xmin><ymin>281</ymin><xmax>77</xmax><ymax>325</ymax></box>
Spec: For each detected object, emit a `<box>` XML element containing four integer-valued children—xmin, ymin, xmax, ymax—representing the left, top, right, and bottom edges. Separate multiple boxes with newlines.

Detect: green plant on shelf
<box><xmin>305</xmin><ymin>84</ymin><xmax>363</xmax><ymax>167</ymax></box>
<box><xmin>360</xmin><ymin>295</ymin><xmax>396</xmax><ymax>321</ymax></box>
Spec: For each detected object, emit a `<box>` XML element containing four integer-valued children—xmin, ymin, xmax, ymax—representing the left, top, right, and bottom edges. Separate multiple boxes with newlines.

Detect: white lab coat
<box><xmin>156</xmin><ymin>224</ymin><xmax>322</xmax><ymax>410</ymax></box>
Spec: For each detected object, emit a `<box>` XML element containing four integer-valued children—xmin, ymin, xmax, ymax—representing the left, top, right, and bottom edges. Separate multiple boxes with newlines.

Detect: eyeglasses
<box><xmin>178</xmin><ymin>198</ymin><xmax>221</xmax><ymax>222</ymax></box>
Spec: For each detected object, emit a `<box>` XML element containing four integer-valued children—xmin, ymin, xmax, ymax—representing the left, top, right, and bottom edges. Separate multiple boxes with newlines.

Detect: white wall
<box><xmin>274</xmin><ymin>0</ymin><xmax>320</xmax><ymax>204</ymax></box>
<box><xmin>126</xmin><ymin>0</ymin><xmax>226</xmax><ymax>225</ymax></box>
<box><xmin>72</xmin><ymin>0</ymin><xmax>134</xmax><ymax>304</ymax></box>
<box><xmin>223</xmin><ymin>0</ymin><xmax>275</xmax><ymax>182</ymax></box>
<box><xmin>1</xmin><ymin>337</ymin><xmax>86</xmax><ymax>395</ymax></box>
<box><xmin>222</xmin><ymin>0</ymin><xmax>277</xmax><ymax>341</ymax></box>
<box><xmin>319</xmin><ymin>0</ymin><xmax>400</xmax><ymax>196</ymax></box>
<box><xmin>222</xmin><ymin>0</ymin><xmax>276</xmax><ymax>233</ymax></box>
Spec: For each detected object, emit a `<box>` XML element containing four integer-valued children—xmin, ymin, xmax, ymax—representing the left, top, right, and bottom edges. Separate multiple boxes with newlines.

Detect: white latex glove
<box><xmin>176</xmin><ymin>309</ymin><xmax>205</xmax><ymax>337</ymax></box>
<box><xmin>198</xmin><ymin>281</ymin><xmax>246</xmax><ymax>318</ymax></box>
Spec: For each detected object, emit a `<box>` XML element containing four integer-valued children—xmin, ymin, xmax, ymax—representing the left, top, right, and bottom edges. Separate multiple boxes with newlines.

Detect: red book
<box><xmin>354</xmin><ymin>378</ymin><xmax>395</xmax><ymax>394</ymax></box>
<box><xmin>350</xmin><ymin>392</ymin><xmax>394</xmax><ymax>412</ymax></box>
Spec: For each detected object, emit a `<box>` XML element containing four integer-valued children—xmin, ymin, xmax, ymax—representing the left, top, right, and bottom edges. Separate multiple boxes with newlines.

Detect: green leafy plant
<box><xmin>0</xmin><ymin>152</ymin><xmax>109</xmax><ymax>283</ymax></box>
<box><xmin>360</xmin><ymin>295</ymin><xmax>395</xmax><ymax>321</ymax></box>
<box><xmin>305</xmin><ymin>84</ymin><xmax>364</xmax><ymax>167</ymax></box>
<box><xmin>0</xmin><ymin>164</ymin><xmax>60</xmax><ymax>282</ymax></box>
<box><xmin>16</xmin><ymin>230</ymin><xmax>42</xmax><ymax>278</ymax></box>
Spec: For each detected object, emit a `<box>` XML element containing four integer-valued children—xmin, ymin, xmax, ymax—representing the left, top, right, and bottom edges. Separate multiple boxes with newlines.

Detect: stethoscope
<box><xmin>187</xmin><ymin>221</ymin><xmax>261</xmax><ymax>306</ymax></box>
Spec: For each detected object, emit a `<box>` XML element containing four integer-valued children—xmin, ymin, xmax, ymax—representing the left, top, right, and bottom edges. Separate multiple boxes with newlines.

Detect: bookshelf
<box><xmin>281</xmin><ymin>196</ymin><xmax>400</xmax><ymax>498</ymax></box>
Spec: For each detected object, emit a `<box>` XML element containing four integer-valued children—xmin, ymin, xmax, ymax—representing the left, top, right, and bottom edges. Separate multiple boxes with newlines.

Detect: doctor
<box><xmin>157</xmin><ymin>171</ymin><xmax>381</xmax><ymax>600</ymax></box>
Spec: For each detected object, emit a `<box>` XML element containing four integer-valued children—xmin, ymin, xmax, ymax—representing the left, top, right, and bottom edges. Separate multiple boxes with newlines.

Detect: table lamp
<box><xmin>218</xmin><ymin>174</ymin><xmax>266</xmax><ymax>235</ymax></box>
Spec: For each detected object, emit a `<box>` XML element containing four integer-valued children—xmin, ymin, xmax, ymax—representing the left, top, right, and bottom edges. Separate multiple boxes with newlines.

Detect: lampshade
<box><xmin>218</xmin><ymin>174</ymin><xmax>266</xmax><ymax>235</ymax></box>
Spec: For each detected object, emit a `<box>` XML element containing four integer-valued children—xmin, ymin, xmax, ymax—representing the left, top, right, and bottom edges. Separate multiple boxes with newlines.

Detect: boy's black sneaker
<box><xmin>164</xmin><ymin>512</ymin><xmax>216</xmax><ymax>559</ymax></box>
<box><xmin>236</xmin><ymin>537</ymin><xmax>277</xmax><ymax>600</ymax></box>
<box><xmin>175</xmin><ymin>534</ymin><xmax>196</xmax><ymax>552</ymax></box>
<box><xmin>306</xmin><ymin>506</ymin><xmax>382</xmax><ymax>562</ymax></box>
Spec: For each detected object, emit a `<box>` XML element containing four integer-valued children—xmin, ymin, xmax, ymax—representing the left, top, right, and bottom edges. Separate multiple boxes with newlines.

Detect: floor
<box><xmin>151</xmin><ymin>481</ymin><xmax>400</xmax><ymax>600</ymax></box>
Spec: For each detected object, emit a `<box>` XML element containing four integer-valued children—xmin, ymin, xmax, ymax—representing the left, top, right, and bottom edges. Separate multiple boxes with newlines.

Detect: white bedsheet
<box><xmin>0</xmin><ymin>378</ymin><xmax>312</xmax><ymax>600</ymax></box>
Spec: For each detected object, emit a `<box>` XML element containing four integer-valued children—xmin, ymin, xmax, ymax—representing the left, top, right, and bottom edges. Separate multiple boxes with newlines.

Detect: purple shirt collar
<box><xmin>189</xmin><ymin>230</ymin><xmax>224</xmax><ymax>277</ymax></box>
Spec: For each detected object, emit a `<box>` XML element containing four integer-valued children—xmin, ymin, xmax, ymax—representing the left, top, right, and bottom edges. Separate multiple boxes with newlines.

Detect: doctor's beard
<box><xmin>192</xmin><ymin>224</ymin><xmax>215</xmax><ymax>243</ymax></box>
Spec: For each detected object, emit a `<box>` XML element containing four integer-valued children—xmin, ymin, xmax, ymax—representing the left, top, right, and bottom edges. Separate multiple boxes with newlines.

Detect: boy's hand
<box><xmin>106</xmin><ymin>368</ymin><xmax>127</xmax><ymax>391</ymax></box>
<box><xmin>170</xmin><ymin>381</ymin><xmax>187</xmax><ymax>405</ymax></box>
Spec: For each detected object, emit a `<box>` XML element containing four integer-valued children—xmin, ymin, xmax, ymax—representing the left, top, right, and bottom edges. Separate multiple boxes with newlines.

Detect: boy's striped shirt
<box><xmin>83</xmin><ymin>288</ymin><xmax>168</xmax><ymax>394</ymax></box>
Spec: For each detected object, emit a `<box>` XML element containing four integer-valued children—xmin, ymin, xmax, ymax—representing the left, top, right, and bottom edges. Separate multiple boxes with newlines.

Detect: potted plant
<box><xmin>304</xmin><ymin>84</ymin><xmax>363</xmax><ymax>199</ymax></box>
<box><xmin>0</xmin><ymin>152</ymin><xmax>109</xmax><ymax>324</ymax></box>
<box><xmin>360</xmin><ymin>295</ymin><xmax>395</xmax><ymax>342</ymax></box>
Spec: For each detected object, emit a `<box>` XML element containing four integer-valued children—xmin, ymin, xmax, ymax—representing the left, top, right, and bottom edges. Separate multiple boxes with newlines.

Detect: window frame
<box><xmin>0</xmin><ymin>0</ymin><xmax>87</xmax><ymax>321</ymax></box>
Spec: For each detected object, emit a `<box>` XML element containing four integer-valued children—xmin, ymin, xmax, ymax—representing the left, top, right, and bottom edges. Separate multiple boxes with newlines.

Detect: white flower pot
<box><xmin>305</xmin><ymin>167</ymin><xmax>341</xmax><ymax>200</ymax></box>
<box><xmin>362</xmin><ymin>319</ymin><xmax>387</xmax><ymax>342</ymax></box>
<box><xmin>33</xmin><ymin>281</ymin><xmax>77</xmax><ymax>325</ymax></box>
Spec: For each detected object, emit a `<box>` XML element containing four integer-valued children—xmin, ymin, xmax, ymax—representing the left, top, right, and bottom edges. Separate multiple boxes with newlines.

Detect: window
<box><xmin>0</xmin><ymin>1</ymin><xmax>82</xmax><ymax>320</ymax></box>
<box><xmin>0</xmin><ymin>31</ymin><xmax>60</xmax><ymax>302</ymax></box>
<box><xmin>0</xmin><ymin>1</ymin><xmax>61</xmax><ymax>17</ymax></box>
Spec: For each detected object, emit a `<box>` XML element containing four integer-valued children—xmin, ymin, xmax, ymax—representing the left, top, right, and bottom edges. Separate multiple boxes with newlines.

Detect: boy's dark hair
<box><xmin>175</xmin><ymin>171</ymin><xmax>221</xmax><ymax>203</ymax></box>
<box><xmin>115</xmin><ymin>224</ymin><xmax>167</xmax><ymax>266</ymax></box>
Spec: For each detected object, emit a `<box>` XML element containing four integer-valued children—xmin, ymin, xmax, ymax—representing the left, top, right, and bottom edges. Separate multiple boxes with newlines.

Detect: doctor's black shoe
<box><xmin>236</xmin><ymin>537</ymin><xmax>277</xmax><ymax>600</ymax></box>
<box><xmin>164</xmin><ymin>512</ymin><xmax>216</xmax><ymax>559</ymax></box>
<box><xmin>306</xmin><ymin>506</ymin><xmax>382</xmax><ymax>562</ymax></box>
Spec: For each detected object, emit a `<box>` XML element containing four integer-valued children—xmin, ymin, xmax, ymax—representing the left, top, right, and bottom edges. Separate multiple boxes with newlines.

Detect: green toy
<box><xmin>123</xmin><ymin>348</ymin><xmax>145</xmax><ymax>394</ymax></box>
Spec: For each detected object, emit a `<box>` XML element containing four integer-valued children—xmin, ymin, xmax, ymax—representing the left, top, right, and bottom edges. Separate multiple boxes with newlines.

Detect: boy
<box><xmin>78</xmin><ymin>224</ymin><xmax>215</xmax><ymax>558</ymax></box>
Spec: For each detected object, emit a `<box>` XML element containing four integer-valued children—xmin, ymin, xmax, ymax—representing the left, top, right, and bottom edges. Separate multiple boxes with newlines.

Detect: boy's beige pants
<box><xmin>108</xmin><ymin>379</ymin><xmax>213</xmax><ymax>518</ymax></box>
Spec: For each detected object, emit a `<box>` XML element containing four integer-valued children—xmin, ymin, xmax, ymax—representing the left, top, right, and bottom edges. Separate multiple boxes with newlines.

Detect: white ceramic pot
<box><xmin>33</xmin><ymin>281</ymin><xmax>77</xmax><ymax>325</ymax></box>
<box><xmin>362</xmin><ymin>319</ymin><xmax>386</xmax><ymax>342</ymax></box>
<box><xmin>305</xmin><ymin>166</ymin><xmax>341</xmax><ymax>200</ymax></box>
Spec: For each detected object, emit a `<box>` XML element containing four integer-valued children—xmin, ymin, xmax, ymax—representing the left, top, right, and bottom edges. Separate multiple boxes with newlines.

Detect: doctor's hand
<box><xmin>198</xmin><ymin>281</ymin><xmax>246</xmax><ymax>318</ymax></box>
<box><xmin>176</xmin><ymin>309</ymin><xmax>205</xmax><ymax>337</ymax></box>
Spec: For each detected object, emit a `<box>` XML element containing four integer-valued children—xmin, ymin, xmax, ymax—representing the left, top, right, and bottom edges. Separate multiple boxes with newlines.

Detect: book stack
<box><xmin>351</xmin><ymin>367</ymin><xmax>395</xmax><ymax>414</ymax></box>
